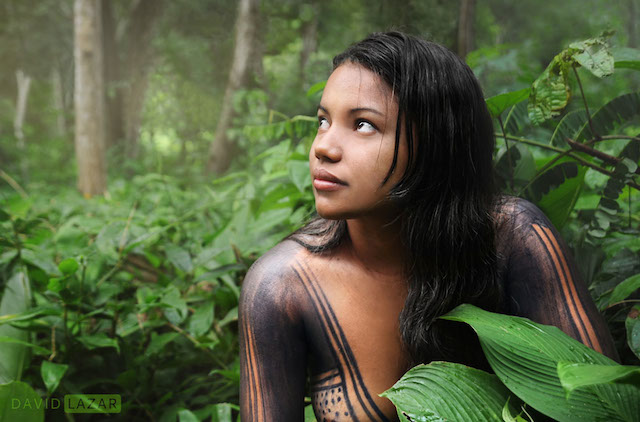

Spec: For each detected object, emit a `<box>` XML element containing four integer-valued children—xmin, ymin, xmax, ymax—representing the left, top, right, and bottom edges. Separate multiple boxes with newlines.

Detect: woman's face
<box><xmin>309</xmin><ymin>63</ymin><xmax>408</xmax><ymax>220</ymax></box>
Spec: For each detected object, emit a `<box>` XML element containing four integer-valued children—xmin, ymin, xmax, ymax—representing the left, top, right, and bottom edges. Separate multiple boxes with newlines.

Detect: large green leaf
<box><xmin>441</xmin><ymin>304</ymin><xmax>640</xmax><ymax>422</ymax></box>
<box><xmin>381</xmin><ymin>361</ymin><xmax>519</xmax><ymax>422</ymax></box>
<box><xmin>0</xmin><ymin>381</ymin><xmax>44</xmax><ymax>422</ymax></box>
<box><xmin>528</xmin><ymin>54</ymin><xmax>571</xmax><ymax>124</ymax></box>
<box><xmin>569</xmin><ymin>37</ymin><xmax>614</xmax><ymax>78</ymax></box>
<box><xmin>486</xmin><ymin>88</ymin><xmax>530</xmax><ymax>118</ymax></box>
<box><xmin>503</xmin><ymin>101</ymin><xmax>529</xmax><ymax>136</ymax></box>
<box><xmin>40</xmin><ymin>361</ymin><xmax>68</xmax><ymax>394</ymax></box>
<box><xmin>576</xmin><ymin>92</ymin><xmax>640</xmax><ymax>142</ymax></box>
<box><xmin>0</xmin><ymin>271</ymin><xmax>32</xmax><ymax>383</ymax></box>
<box><xmin>526</xmin><ymin>161</ymin><xmax>585</xmax><ymax>229</ymax></box>
<box><xmin>609</xmin><ymin>274</ymin><xmax>640</xmax><ymax>305</ymax></box>
<box><xmin>612</xmin><ymin>47</ymin><xmax>640</xmax><ymax>71</ymax></box>
<box><xmin>536</xmin><ymin>163</ymin><xmax>586</xmax><ymax>229</ymax></box>
<box><xmin>557</xmin><ymin>362</ymin><xmax>640</xmax><ymax>393</ymax></box>
<box><xmin>627</xmin><ymin>306</ymin><xmax>640</xmax><ymax>360</ymax></box>
<box><xmin>549</xmin><ymin>109</ymin><xmax>588</xmax><ymax>147</ymax></box>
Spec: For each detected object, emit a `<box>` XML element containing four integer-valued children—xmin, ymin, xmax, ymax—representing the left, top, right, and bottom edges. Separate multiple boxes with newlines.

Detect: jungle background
<box><xmin>1</xmin><ymin>0</ymin><xmax>640</xmax><ymax>421</ymax></box>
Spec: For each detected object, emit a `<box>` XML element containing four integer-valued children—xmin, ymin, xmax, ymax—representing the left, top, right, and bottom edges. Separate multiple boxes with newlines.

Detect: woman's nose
<box><xmin>312</xmin><ymin>131</ymin><xmax>342</xmax><ymax>163</ymax></box>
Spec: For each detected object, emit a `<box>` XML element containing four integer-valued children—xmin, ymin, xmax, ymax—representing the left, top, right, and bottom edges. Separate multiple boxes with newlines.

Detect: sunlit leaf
<box><xmin>40</xmin><ymin>361</ymin><xmax>68</xmax><ymax>394</ymax></box>
<box><xmin>381</xmin><ymin>361</ymin><xmax>519</xmax><ymax>422</ymax></box>
<box><xmin>609</xmin><ymin>274</ymin><xmax>640</xmax><ymax>305</ymax></box>
<box><xmin>557</xmin><ymin>362</ymin><xmax>640</xmax><ymax>393</ymax></box>
<box><xmin>76</xmin><ymin>334</ymin><xmax>120</xmax><ymax>353</ymax></box>
<box><xmin>0</xmin><ymin>380</ymin><xmax>43</xmax><ymax>422</ymax></box>
<box><xmin>442</xmin><ymin>304</ymin><xmax>640</xmax><ymax>422</ymax></box>
<box><xmin>486</xmin><ymin>88</ymin><xmax>530</xmax><ymax>118</ymax></box>
<box><xmin>612</xmin><ymin>47</ymin><xmax>640</xmax><ymax>71</ymax></box>
<box><xmin>0</xmin><ymin>271</ymin><xmax>32</xmax><ymax>383</ymax></box>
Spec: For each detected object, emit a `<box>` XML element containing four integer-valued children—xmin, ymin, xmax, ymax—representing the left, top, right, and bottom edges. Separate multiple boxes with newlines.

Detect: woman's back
<box><xmin>239</xmin><ymin>197</ymin><xmax>618</xmax><ymax>421</ymax></box>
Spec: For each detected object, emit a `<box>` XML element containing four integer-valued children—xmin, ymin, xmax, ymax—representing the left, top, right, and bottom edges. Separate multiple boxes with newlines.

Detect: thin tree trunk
<box><xmin>629</xmin><ymin>0</ymin><xmax>638</xmax><ymax>48</ymax></box>
<box><xmin>122</xmin><ymin>0</ymin><xmax>164</xmax><ymax>160</ymax></box>
<box><xmin>14</xmin><ymin>69</ymin><xmax>31</xmax><ymax>183</ymax></box>
<box><xmin>207</xmin><ymin>0</ymin><xmax>259</xmax><ymax>174</ymax></box>
<box><xmin>300</xmin><ymin>1</ymin><xmax>318</xmax><ymax>88</ymax></box>
<box><xmin>457</xmin><ymin>0</ymin><xmax>476</xmax><ymax>59</ymax></box>
<box><xmin>101</xmin><ymin>0</ymin><xmax>123</xmax><ymax>150</ymax></box>
<box><xmin>74</xmin><ymin>0</ymin><xmax>107</xmax><ymax>196</ymax></box>
<box><xmin>51</xmin><ymin>67</ymin><xmax>67</xmax><ymax>139</ymax></box>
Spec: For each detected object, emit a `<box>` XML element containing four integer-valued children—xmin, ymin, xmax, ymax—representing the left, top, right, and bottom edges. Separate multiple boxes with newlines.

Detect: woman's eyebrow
<box><xmin>349</xmin><ymin>107</ymin><xmax>384</xmax><ymax>116</ymax></box>
<box><xmin>317</xmin><ymin>104</ymin><xmax>384</xmax><ymax>116</ymax></box>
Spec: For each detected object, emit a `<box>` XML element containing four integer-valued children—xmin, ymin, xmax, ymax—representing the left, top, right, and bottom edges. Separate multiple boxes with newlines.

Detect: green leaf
<box><xmin>177</xmin><ymin>408</ymin><xmax>199</xmax><ymax>422</ymax></box>
<box><xmin>146</xmin><ymin>332</ymin><xmax>179</xmax><ymax>356</ymax></box>
<box><xmin>165</xmin><ymin>244</ymin><xmax>193</xmax><ymax>274</ymax></box>
<box><xmin>609</xmin><ymin>274</ymin><xmax>640</xmax><ymax>305</ymax></box>
<box><xmin>0</xmin><ymin>306</ymin><xmax>61</xmax><ymax>326</ymax></box>
<box><xmin>57</xmin><ymin>258</ymin><xmax>79</xmax><ymax>276</ymax></box>
<box><xmin>0</xmin><ymin>271</ymin><xmax>32</xmax><ymax>383</ymax></box>
<box><xmin>536</xmin><ymin>163</ymin><xmax>586</xmax><ymax>229</ymax></box>
<box><xmin>304</xmin><ymin>404</ymin><xmax>317</xmax><ymax>421</ymax></box>
<box><xmin>381</xmin><ymin>361</ymin><xmax>519</xmax><ymax>422</ymax></box>
<box><xmin>503</xmin><ymin>101</ymin><xmax>529</xmax><ymax>135</ymax></box>
<box><xmin>612</xmin><ymin>47</ymin><xmax>640</xmax><ymax>71</ymax></box>
<box><xmin>549</xmin><ymin>109</ymin><xmax>588</xmax><ymax>147</ymax></box>
<box><xmin>0</xmin><ymin>209</ymin><xmax>10</xmax><ymax>222</ymax></box>
<box><xmin>218</xmin><ymin>307</ymin><xmax>237</xmax><ymax>328</ymax></box>
<box><xmin>161</xmin><ymin>285</ymin><xmax>188</xmax><ymax>324</ymax></box>
<box><xmin>627</xmin><ymin>306</ymin><xmax>640</xmax><ymax>360</ymax></box>
<box><xmin>528</xmin><ymin>54</ymin><xmax>571</xmax><ymax>124</ymax></box>
<box><xmin>287</xmin><ymin>159</ymin><xmax>311</xmax><ymax>193</ymax></box>
<box><xmin>442</xmin><ymin>304</ymin><xmax>640</xmax><ymax>422</ymax></box>
<box><xmin>0</xmin><ymin>380</ymin><xmax>44</xmax><ymax>422</ymax></box>
<box><xmin>486</xmin><ymin>88</ymin><xmax>530</xmax><ymax>118</ymax></box>
<box><xmin>557</xmin><ymin>362</ymin><xmax>640</xmax><ymax>393</ymax></box>
<box><xmin>40</xmin><ymin>361</ymin><xmax>68</xmax><ymax>394</ymax></box>
<box><xmin>569</xmin><ymin>38</ymin><xmax>614</xmax><ymax>78</ymax></box>
<box><xmin>209</xmin><ymin>403</ymin><xmax>234</xmax><ymax>422</ymax></box>
<box><xmin>0</xmin><ymin>337</ymin><xmax>49</xmax><ymax>355</ymax></box>
<box><xmin>76</xmin><ymin>334</ymin><xmax>120</xmax><ymax>353</ymax></box>
<box><xmin>501</xmin><ymin>399</ymin><xmax>530</xmax><ymax>422</ymax></box>
<box><xmin>47</xmin><ymin>278</ymin><xmax>63</xmax><ymax>293</ymax></box>
<box><xmin>306</xmin><ymin>80</ymin><xmax>326</xmax><ymax>97</ymax></box>
<box><xmin>576</xmin><ymin>92</ymin><xmax>640</xmax><ymax>142</ymax></box>
<box><xmin>188</xmin><ymin>303</ymin><xmax>214</xmax><ymax>337</ymax></box>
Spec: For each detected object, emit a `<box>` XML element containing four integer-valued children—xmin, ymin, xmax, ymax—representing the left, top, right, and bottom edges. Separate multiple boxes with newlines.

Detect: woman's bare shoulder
<box><xmin>494</xmin><ymin>196</ymin><xmax>552</xmax><ymax>231</ymax></box>
<box><xmin>242</xmin><ymin>239</ymin><xmax>310</xmax><ymax>289</ymax></box>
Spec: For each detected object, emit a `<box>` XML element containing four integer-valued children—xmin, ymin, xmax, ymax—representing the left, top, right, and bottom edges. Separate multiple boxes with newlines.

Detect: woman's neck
<box><xmin>345</xmin><ymin>213</ymin><xmax>407</xmax><ymax>278</ymax></box>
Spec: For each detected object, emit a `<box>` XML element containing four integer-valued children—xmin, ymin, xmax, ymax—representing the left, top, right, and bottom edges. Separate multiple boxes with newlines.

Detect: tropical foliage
<box><xmin>1</xmin><ymin>2</ymin><xmax>640</xmax><ymax>420</ymax></box>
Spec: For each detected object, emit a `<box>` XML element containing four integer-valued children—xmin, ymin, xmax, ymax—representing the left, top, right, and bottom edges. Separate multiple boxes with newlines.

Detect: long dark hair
<box><xmin>289</xmin><ymin>31</ymin><xmax>501</xmax><ymax>366</ymax></box>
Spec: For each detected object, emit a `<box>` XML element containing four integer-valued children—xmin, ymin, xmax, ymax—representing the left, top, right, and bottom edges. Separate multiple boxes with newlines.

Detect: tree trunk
<box><xmin>207</xmin><ymin>0</ymin><xmax>260</xmax><ymax>174</ymax></box>
<box><xmin>457</xmin><ymin>0</ymin><xmax>476</xmax><ymax>59</ymax></box>
<box><xmin>122</xmin><ymin>0</ymin><xmax>164</xmax><ymax>160</ymax></box>
<box><xmin>300</xmin><ymin>1</ymin><xmax>318</xmax><ymax>88</ymax></box>
<box><xmin>14</xmin><ymin>69</ymin><xmax>31</xmax><ymax>183</ymax></box>
<box><xmin>101</xmin><ymin>0</ymin><xmax>163</xmax><ymax>159</ymax></box>
<box><xmin>74</xmin><ymin>0</ymin><xmax>107</xmax><ymax>197</ymax></box>
<box><xmin>629</xmin><ymin>0</ymin><xmax>638</xmax><ymax>49</ymax></box>
<box><xmin>101</xmin><ymin>0</ymin><xmax>123</xmax><ymax>150</ymax></box>
<box><xmin>51</xmin><ymin>67</ymin><xmax>67</xmax><ymax>139</ymax></box>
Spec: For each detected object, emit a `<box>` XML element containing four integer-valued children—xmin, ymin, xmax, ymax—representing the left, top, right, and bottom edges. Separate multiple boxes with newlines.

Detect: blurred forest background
<box><xmin>1</xmin><ymin>0</ymin><xmax>640</xmax><ymax>421</ymax></box>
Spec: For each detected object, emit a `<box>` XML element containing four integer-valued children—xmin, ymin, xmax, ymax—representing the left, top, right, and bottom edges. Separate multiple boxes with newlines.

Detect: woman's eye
<box><xmin>356</xmin><ymin>120</ymin><xmax>376</xmax><ymax>133</ymax></box>
<box><xmin>318</xmin><ymin>117</ymin><xmax>329</xmax><ymax>130</ymax></box>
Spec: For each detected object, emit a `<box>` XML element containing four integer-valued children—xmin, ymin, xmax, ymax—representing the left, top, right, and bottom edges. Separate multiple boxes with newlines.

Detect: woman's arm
<box><xmin>502</xmin><ymin>199</ymin><xmax>619</xmax><ymax>360</ymax></box>
<box><xmin>239</xmin><ymin>243</ymin><xmax>308</xmax><ymax>421</ymax></box>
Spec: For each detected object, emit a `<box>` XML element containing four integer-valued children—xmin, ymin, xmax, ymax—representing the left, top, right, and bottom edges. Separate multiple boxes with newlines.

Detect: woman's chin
<box><xmin>315</xmin><ymin>205</ymin><xmax>355</xmax><ymax>220</ymax></box>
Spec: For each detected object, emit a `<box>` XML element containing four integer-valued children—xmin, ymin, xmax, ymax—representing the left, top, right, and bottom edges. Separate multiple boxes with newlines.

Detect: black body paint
<box><xmin>239</xmin><ymin>198</ymin><xmax>618</xmax><ymax>421</ymax></box>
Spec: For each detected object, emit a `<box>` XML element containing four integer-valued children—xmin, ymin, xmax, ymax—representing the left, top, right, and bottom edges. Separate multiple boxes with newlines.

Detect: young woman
<box><xmin>239</xmin><ymin>32</ymin><xmax>617</xmax><ymax>421</ymax></box>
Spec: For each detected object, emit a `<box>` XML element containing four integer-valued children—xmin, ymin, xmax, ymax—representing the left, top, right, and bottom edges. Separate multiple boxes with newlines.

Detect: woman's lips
<box><xmin>313</xmin><ymin>169</ymin><xmax>347</xmax><ymax>191</ymax></box>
